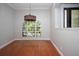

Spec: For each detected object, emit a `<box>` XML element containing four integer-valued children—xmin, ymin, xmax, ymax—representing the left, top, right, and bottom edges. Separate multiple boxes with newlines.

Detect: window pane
<box><xmin>71</xmin><ymin>10</ymin><xmax>79</xmax><ymax>27</ymax></box>
<box><xmin>22</xmin><ymin>21</ymin><xmax>41</xmax><ymax>37</ymax></box>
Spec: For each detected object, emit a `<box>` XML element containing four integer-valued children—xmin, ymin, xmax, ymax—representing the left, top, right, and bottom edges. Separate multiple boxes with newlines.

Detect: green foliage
<box><xmin>23</xmin><ymin>20</ymin><xmax>41</xmax><ymax>37</ymax></box>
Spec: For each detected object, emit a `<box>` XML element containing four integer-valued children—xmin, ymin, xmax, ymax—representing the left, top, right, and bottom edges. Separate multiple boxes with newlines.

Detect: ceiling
<box><xmin>8</xmin><ymin>3</ymin><xmax>52</xmax><ymax>10</ymax></box>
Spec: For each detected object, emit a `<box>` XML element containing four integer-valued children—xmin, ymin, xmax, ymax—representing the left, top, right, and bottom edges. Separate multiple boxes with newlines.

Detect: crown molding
<box><xmin>7</xmin><ymin>3</ymin><xmax>52</xmax><ymax>10</ymax></box>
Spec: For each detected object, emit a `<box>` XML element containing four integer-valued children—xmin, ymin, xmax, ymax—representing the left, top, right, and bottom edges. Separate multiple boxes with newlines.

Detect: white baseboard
<box><xmin>15</xmin><ymin>37</ymin><xmax>50</xmax><ymax>40</ymax></box>
<box><xmin>0</xmin><ymin>39</ymin><xmax>15</xmax><ymax>49</ymax></box>
<box><xmin>50</xmin><ymin>40</ymin><xmax>64</xmax><ymax>56</ymax></box>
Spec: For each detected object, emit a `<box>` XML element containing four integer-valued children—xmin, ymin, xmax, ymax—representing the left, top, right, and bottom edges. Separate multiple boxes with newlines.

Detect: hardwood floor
<box><xmin>0</xmin><ymin>40</ymin><xmax>60</xmax><ymax>56</ymax></box>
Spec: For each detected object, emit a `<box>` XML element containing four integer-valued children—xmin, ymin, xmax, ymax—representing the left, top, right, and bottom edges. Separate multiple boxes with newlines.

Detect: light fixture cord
<box><xmin>29</xmin><ymin>3</ymin><xmax>31</xmax><ymax>15</ymax></box>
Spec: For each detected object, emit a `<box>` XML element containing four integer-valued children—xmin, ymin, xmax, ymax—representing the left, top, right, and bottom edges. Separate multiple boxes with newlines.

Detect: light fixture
<box><xmin>24</xmin><ymin>3</ymin><xmax>36</xmax><ymax>21</ymax></box>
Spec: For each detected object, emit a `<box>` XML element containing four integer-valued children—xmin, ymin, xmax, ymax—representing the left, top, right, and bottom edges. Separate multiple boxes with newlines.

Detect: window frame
<box><xmin>64</xmin><ymin>7</ymin><xmax>79</xmax><ymax>28</ymax></box>
<box><xmin>22</xmin><ymin>21</ymin><xmax>41</xmax><ymax>37</ymax></box>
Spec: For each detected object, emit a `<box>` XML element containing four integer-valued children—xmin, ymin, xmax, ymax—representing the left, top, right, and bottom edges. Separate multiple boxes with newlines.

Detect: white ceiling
<box><xmin>8</xmin><ymin>3</ymin><xmax>52</xmax><ymax>10</ymax></box>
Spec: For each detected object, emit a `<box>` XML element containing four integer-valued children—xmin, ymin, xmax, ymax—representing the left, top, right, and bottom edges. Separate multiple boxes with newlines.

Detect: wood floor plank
<box><xmin>0</xmin><ymin>40</ymin><xmax>60</xmax><ymax>56</ymax></box>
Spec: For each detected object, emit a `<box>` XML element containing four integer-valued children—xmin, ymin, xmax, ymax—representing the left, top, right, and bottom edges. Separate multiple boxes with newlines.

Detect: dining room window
<box><xmin>22</xmin><ymin>20</ymin><xmax>41</xmax><ymax>37</ymax></box>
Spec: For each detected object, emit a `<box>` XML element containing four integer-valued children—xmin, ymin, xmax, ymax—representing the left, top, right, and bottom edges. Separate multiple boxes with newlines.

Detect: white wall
<box><xmin>51</xmin><ymin>3</ymin><xmax>79</xmax><ymax>56</ymax></box>
<box><xmin>15</xmin><ymin>9</ymin><xmax>51</xmax><ymax>40</ymax></box>
<box><xmin>0</xmin><ymin>4</ymin><xmax>15</xmax><ymax>47</ymax></box>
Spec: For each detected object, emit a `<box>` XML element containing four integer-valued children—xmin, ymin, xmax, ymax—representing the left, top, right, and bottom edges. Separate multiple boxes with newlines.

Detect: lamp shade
<box><xmin>24</xmin><ymin>15</ymin><xmax>36</xmax><ymax>21</ymax></box>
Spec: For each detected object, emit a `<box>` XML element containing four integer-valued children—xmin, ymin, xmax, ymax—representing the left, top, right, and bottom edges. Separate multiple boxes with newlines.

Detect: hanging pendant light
<box><xmin>24</xmin><ymin>3</ymin><xmax>36</xmax><ymax>21</ymax></box>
